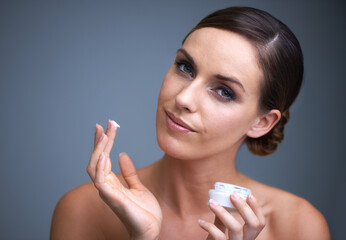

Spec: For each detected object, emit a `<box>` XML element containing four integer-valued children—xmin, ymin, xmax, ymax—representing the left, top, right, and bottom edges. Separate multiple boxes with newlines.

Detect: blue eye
<box><xmin>216</xmin><ymin>87</ymin><xmax>237</xmax><ymax>101</ymax></box>
<box><xmin>175</xmin><ymin>61</ymin><xmax>194</xmax><ymax>78</ymax></box>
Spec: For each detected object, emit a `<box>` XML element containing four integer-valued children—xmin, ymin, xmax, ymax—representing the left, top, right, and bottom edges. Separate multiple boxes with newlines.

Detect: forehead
<box><xmin>182</xmin><ymin>27</ymin><xmax>263</xmax><ymax>95</ymax></box>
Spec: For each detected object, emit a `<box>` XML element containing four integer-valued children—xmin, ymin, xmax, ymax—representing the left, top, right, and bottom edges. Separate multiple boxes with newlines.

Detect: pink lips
<box><xmin>165</xmin><ymin>111</ymin><xmax>196</xmax><ymax>133</ymax></box>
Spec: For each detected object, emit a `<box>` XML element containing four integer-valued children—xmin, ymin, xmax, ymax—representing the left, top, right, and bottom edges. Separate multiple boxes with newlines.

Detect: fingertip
<box><xmin>231</xmin><ymin>192</ymin><xmax>241</xmax><ymax>201</ymax></box>
<box><xmin>208</xmin><ymin>199</ymin><xmax>220</xmax><ymax>208</ymax></box>
<box><xmin>109</xmin><ymin>119</ymin><xmax>120</xmax><ymax>130</ymax></box>
<box><xmin>95</xmin><ymin>123</ymin><xmax>101</xmax><ymax>135</ymax></box>
<box><xmin>118</xmin><ymin>152</ymin><xmax>132</xmax><ymax>168</ymax></box>
<box><xmin>119</xmin><ymin>152</ymin><xmax>127</xmax><ymax>158</ymax></box>
<box><xmin>118</xmin><ymin>152</ymin><xmax>131</xmax><ymax>167</ymax></box>
<box><xmin>248</xmin><ymin>193</ymin><xmax>256</xmax><ymax>202</ymax></box>
<box><xmin>94</xmin><ymin>124</ymin><xmax>104</xmax><ymax>144</ymax></box>
<box><xmin>198</xmin><ymin>219</ymin><xmax>206</xmax><ymax>225</ymax></box>
<box><xmin>97</xmin><ymin>123</ymin><xmax>104</xmax><ymax>131</ymax></box>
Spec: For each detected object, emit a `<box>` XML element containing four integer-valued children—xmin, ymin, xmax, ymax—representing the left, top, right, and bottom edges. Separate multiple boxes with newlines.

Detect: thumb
<box><xmin>119</xmin><ymin>152</ymin><xmax>144</xmax><ymax>190</ymax></box>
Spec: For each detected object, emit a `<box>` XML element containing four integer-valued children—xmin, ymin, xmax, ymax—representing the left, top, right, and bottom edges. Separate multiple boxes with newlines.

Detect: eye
<box><xmin>175</xmin><ymin>61</ymin><xmax>195</xmax><ymax>78</ymax></box>
<box><xmin>215</xmin><ymin>87</ymin><xmax>237</xmax><ymax>101</ymax></box>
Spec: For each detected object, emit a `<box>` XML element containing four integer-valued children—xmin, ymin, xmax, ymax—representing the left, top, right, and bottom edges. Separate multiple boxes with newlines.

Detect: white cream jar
<box><xmin>208</xmin><ymin>182</ymin><xmax>251</xmax><ymax>210</ymax></box>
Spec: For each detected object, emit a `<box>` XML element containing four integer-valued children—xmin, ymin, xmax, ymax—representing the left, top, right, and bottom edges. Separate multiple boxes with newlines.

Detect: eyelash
<box><xmin>175</xmin><ymin>60</ymin><xmax>195</xmax><ymax>78</ymax></box>
<box><xmin>214</xmin><ymin>86</ymin><xmax>237</xmax><ymax>101</ymax></box>
<box><xmin>174</xmin><ymin>60</ymin><xmax>237</xmax><ymax>102</ymax></box>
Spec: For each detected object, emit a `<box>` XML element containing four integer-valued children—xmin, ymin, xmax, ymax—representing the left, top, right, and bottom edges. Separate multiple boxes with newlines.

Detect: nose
<box><xmin>175</xmin><ymin>80</ymin><xmax>200</xmax><ymax>113</ymax></box>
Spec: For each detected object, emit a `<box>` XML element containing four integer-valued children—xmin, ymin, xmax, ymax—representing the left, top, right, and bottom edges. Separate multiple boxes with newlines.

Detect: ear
<box><xmin>246</xmin><ymin>109</ymin><xmax>281</xmax><ymax>138</ymax></box>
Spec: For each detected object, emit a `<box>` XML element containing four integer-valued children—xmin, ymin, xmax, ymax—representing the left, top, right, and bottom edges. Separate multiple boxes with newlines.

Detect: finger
<box><xmin>247</xmin><ymin>194</ymin><xmax>265</xmax><ymax>226</ymax></box>
<box><xmin>230</xmin><ymin>192</ymin><xmax>262</xmax><ymax>239</ymax></box>
<box><xmin>95</xmin><ymin>152</ymin><xmax>106</xmax><ymax>185</ymax></box>
<box><xmin>214</xmin><ymin>216</ymin><xmax>226</xmax><ymax>233</ymax></box>
<box><xmin>198</xmin><ymin>219</ymin><xmax>227</xmax><ymax>240</ymax></box>
<box><xmin>94</xmin><ymin>166</ymin><xmax>126</xmax><ymax>210</ymax></box>
<box><xmin>119</xmin><ymin>152</ymin><xmax>143</xmax><ymax>190</ymax></box>
<box><xmin>230</xmin><ymin>192</ymin><xmax>259</xmax><ymax>226</ymax></box>
<box><xmin>87</xmin><ymin>133</ymin><xmax>108</xmax><ymax>180</ymax></box>
<box><xmin>94</xmin><ymin>124</ymin><xmax>104</xmax><ymax>149</ymax></box>
<box><xmin>208</xmin><ymin>199</ymin><xmax>243</xmax><ymax>240</ymax></box>
<box><xmin>103</xmin><ymin>120</ymin><xmax>119</xmax><ymax>157</ymax></box>
<box><xmin>244</xmin><ymin>194</ymin><xmax>266</xmax><ymax>239</ymax></box>
<box><xmin>103</xmin><ymin>120</ymin><xmax>119</xmax><ymax>175</ymax></box>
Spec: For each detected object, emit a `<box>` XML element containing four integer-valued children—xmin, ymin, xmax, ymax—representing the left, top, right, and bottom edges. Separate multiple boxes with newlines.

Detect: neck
<box><xmin>152</xmin><ymin>146</ymin><xmax>248</xmax><ymax>218</ymax></box>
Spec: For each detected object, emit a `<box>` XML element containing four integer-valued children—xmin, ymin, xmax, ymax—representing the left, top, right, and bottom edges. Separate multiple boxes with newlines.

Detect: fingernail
<box><xmin>209</xmin><ymin>199</ymin><xmax>219</xmax><ymax>207</ymax></box>
<box><xmin>119</xmin><ymin>152</ymin><xmax>126</xmax><ymax>157</ymax></box>
<box><xmin>249</xmin><ymin>194</ymin><xmax>256</xmax><ymax>202</ymax></box>
<box><xmin>99</xmin><ymin>133</ymin><xmax>105</xmax><ymax>141</ymax></box>
<box><xmin>107</xmin><ymin>120</ymin><xmax>111</xmax><ymax>129</ymax></box>
<box><xmin>231</xmin><ymin>192</ymin><xmax>240</xmax><ymax>200</ymax></box>
<box><xmin>109</xmin><ymin>120</ymin><xmax>120</xmax><ymax>130</ymax></box>
<box><xmin>198</xmin><ymin>219</ymin><xmax>205</xmax><ymax>224</ymax></box>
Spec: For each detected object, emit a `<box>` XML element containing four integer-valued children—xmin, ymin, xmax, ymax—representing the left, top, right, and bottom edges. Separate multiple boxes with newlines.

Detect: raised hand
<box><xmin>198</xmin><ymin>193</ymin><xmax>265</xmax><ymax>240</ymax></box>
<box><xmin>87</xmin><ymin>121</ymin><xmax>162</xmax><ymax>240</ymax></box>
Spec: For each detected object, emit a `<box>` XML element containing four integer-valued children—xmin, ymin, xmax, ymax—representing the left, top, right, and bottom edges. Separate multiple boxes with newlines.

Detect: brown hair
<box><xmin>183</xmin><ymin>7</ymin><xmax>304</xmax><ymax>156</ymax></box>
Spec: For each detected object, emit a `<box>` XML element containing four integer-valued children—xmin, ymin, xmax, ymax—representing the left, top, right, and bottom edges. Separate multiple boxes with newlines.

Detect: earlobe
<box><xmin>246</xmin><ymin>109</ymin><xmax>281</xmax><ymax>138</ymax></box>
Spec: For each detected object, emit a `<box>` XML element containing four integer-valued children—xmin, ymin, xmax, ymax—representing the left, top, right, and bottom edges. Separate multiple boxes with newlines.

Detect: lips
<box><xmin>165</xmin><ymin>111</ymin><xmax>196</xmax><ymax>133</ymax></box>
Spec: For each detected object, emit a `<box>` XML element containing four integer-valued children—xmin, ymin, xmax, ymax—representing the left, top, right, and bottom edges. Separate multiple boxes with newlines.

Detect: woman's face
<box><xmin>156</xmin><ymin>27</ymin><xmax>264</xmax><ymax>160</ymax></box>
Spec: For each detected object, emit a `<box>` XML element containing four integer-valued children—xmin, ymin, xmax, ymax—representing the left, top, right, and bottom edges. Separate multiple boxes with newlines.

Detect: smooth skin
<box><xmin>51</xmin><ymin>28</ymin><xmax>330</xmax><ymax>240</ymax></box>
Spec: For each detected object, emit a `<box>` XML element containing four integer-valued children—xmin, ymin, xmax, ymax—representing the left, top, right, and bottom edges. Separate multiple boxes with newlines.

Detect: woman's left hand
<box><xmin>198</xmin><ymin>193</ymin><xmax>266</xmax><ymax>240</ymax></box>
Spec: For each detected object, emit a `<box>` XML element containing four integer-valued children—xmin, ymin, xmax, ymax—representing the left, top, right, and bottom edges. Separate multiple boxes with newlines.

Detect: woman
<box><xmin>51</xmin><ymin>7</ymin><xmax>330</xmax><ymax>240</ymax></box>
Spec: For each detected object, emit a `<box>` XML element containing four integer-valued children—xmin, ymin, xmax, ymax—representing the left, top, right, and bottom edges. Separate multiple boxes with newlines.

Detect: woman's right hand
<box><xmin>87</xmin><ymin>121</ymin><xmax>162</xmax><ymax>240</ymax></box>
<box><xmin>198</xmin><ymin>193</ymin><xmax>265</xmax><ymax>240</ymax></box>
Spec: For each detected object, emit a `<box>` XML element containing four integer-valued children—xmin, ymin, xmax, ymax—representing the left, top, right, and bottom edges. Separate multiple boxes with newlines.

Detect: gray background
<box><xmin>1</xmin><ymin>0</ymin><xmax>345</xmax><ymax>239</ymax></box>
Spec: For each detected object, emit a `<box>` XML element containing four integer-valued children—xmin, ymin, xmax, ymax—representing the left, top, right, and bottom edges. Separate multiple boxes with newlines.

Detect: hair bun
<box><xmin>245</xmin><ymin>109</ymin><xmax>290</xmax><ymax>156</ymax></box>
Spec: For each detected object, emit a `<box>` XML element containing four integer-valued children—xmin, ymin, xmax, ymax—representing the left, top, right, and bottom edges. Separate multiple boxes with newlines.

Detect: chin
<box><xmin>156</xmin><ymin>132</ymin><xmax>198</xmax><ymax>160</ymax></box>
<box><xmin>155</xmin><ymin>121</ymin><xmax>196</xmax><ymax>161</ymax></box>
<box><xmin>156</xmin><ymin>122</ymin><xmax>216</xmax><ymax>161</ymax></box>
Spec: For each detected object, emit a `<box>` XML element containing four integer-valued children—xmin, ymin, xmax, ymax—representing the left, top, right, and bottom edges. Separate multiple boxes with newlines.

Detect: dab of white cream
<box><xmin>109</xmin><ymin>120</ymin><xmax>120</xmax><ymax>129</ymax></box>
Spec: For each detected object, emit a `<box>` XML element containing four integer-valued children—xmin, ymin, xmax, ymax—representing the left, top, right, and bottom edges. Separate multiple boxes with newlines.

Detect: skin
<box><xmin>50</xmin><ymin>28</ymin><xmax>330</xmax><ymax>240</ymax></box>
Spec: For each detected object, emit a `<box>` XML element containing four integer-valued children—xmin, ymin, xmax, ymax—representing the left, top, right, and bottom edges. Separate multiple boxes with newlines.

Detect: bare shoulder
<box><xmin>260</xmin><ymin>184</ymin><xmax>330</xmax><ymax>240</ymax></box>
<box><xmin>50</xmin><ymin>182</ymin><xmax>129</xmax><ymax>240</ymax></box>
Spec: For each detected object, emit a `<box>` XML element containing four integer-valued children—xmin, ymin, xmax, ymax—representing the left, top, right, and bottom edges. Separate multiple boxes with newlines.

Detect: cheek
<box><xmin>203</xmin><ymin>106</ymin><xmax>255</xmax><ymax>144</ymax></box>
<box><xmin>158</xmin><ymin>67</ymin><xmax>178</xmax><ymax>104</ymax></box>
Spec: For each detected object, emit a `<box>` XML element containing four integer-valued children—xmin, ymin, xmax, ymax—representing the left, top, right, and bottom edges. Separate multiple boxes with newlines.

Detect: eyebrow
<box><xmin>215</xmin><ymin>74</ymin><xmax>245</xmax><ymax>92</ymax></box>
<box><xmin>176</xmin><ymin>48</ymin><xmax>195</xmax><ymax>66</ymax></box>
<box><xmin>176</xmin><ymin>48</ymin><xmax>245</xmax><ymax>92</ymax></box>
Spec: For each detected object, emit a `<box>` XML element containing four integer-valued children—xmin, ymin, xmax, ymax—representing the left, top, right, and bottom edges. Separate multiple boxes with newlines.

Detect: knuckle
<box><xmin>204</xmin><ymin>222</ymin><xmax>213</xmax><ymax>231</ymax></box>
<box><xmin>259</xmin><ymin>218</ymin><xmax>266</xmax><ymax>228</ymax></box>
<box><xmin>124</xmin><ymin>170</ymin><xmax>137</xmax><ymax>179</ymax></box>
<box><xmin>250</xmin><ymin>219</ymin><xmax>261</xmax><ymax>229</ymax></box>
<box><xmin>209</xmin><ymin>229</ymin><xmax>226</xmax><ymax>240</ymax></box>
<box><xmin>95</xmin><ymin>161</ymin><xmax>101</xmax><ymax>171</ymax></box>
<box><xmin>94</xmin><ymin>181</ymin><xmax>103</xmax><ymax>190</ymax></box>
<box><xmin>86</xmin><ymin>165</ymin><xmax>94</xmax><ymax>174</ymax></box>
<box><xmin>232</xmin><ymin>224</ymin><xmax>243</xmax><ymax>234</ymax></box>
<box><xmin>216</xmin><ymin>236</ymin><xmax>226</xmax><ymax>240</ymax></box>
